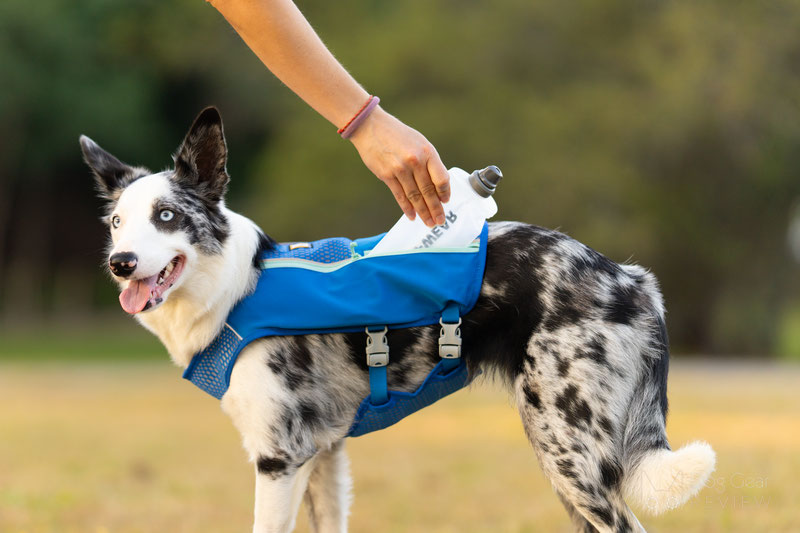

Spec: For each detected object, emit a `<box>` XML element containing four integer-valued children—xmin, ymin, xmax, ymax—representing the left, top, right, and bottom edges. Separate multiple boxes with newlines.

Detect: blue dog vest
<box><xmin>183</xmin><ymin>223</ymin><xmax>488</xmax><ymax>437</ymax></box>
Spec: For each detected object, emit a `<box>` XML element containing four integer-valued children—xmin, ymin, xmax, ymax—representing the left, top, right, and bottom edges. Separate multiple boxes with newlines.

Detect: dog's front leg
<box><xmin>253</xmin><ymin>456</ymin><xmax>316</xmax><ymax>533</ymax></box>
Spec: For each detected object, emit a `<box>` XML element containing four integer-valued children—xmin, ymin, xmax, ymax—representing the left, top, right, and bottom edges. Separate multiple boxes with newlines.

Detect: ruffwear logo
<box><xmin>638</xmin><ymin>469</ymin><xmax>770</xmax><ymax>513</ymax></box>
<box><xmin>704</xmin><ymin>473</ymin><xmax>771</xmax><ymax>510</ymax></box>
<box><xmin>415</xmin><ymin>211</ymin><xmax>458</xmax><ymax>248</ymax></box>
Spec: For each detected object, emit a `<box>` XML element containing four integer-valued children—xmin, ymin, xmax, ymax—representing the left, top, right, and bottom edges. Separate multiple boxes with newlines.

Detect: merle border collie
<box><xmin>80</xmin><ymin>107</ymin><xmax>714</xmax><ymax>533</ymax></box>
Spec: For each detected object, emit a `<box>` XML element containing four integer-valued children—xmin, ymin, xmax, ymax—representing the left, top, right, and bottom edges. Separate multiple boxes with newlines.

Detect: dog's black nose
<box><xmin>109</xmin><ymin>252</ymin><xmax>138</xmax><ymax>278</ymax></box>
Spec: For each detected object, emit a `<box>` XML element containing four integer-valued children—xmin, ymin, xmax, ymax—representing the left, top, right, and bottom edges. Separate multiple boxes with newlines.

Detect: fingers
<box><xmin>387</xmin><ymin>149</ymin><xmax>450</xmax><ymax>227</ymax></box>
<box><xmin>395</xmin><ymin>167</ymin><xmax>436</xmax><ymax>227</ymax></box>
<box><xmin>384</xmin><ymin>177</ymin><xmax>416</xmax><ymax>220</ymax></box>
<box><xmin>411</xmin><ymin>149</ymin><xmax>448</xmax><ymax>226</ymax></box>
<box><xmin>416</xmin><ymin>170</ymin><xmax>446</xmax><ymax>227</ymax></box>
<box><xmin>427</xmin><ymin>152</ymin><xmax>451</xmax><ymax>204</ymax></box>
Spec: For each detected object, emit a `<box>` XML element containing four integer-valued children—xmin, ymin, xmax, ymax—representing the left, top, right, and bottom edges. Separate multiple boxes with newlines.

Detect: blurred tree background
<box><xmin>1</xmin><ymin>0</ymin><xmax>799</xmax><ymax>357</ymax></box>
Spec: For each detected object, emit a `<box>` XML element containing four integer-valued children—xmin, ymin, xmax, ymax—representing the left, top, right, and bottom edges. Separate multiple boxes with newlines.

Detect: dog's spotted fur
<box><xmin>81</xmin><ymin>108</ymin><xmax>714</xmax><ymax>533</ymax></box>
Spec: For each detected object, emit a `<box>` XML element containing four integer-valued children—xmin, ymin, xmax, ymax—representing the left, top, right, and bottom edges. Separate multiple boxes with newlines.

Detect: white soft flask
<box><xmin>369</xmin><ymin>166</ymin><xmax>503</xmax><ymax>254</ymax></box>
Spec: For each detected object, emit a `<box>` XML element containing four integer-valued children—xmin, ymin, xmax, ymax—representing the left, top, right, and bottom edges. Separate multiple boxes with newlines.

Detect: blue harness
<box><xmin>183</xmin><ymin>223</ymin><xmax>488</xmax><ymax>437</ymax></box>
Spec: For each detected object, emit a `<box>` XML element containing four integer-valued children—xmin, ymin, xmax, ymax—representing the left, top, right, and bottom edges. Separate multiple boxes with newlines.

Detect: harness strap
<box><xmin>439</xmin><ymin>302</ymin><xmax>462</xmax><ymax>372</ymax></box>
<box><xmin>365</xmin><ymin>302</ymin><xmax>463</xmax><ymax>406</ymax></box>
<box><xmin>366</xmin><ymin>326</ymin><xmax>389</xmax><ymax>405</ymax></box>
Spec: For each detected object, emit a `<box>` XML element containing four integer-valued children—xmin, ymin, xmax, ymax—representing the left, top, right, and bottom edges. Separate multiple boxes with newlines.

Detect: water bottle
<box><xmin>369</xmin><ymin>165</ymin><xmax>503</xmax><ymax>254</ymax></box>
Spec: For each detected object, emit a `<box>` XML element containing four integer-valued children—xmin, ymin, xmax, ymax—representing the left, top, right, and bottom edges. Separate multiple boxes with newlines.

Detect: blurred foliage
<box><xmin>1</xmin><ymin>0</ymin><xmax>800</xmax><ymax>355</ymax></box>
<box><xmin>0</xmin><ymin>319</ymin><xmax>162</xmax><ymax>360</ymax></box>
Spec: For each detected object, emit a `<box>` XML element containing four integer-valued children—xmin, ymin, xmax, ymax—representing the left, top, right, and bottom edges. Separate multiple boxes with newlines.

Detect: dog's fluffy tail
<box><xmin>620</xmin><ymin>310</ymin><xmax>715</xmax><ymax>515</ymax></box>
<box><xmin>622</xmin><ymin>441</ymin><xmax>716</xmax><ymax>515</ymax></box>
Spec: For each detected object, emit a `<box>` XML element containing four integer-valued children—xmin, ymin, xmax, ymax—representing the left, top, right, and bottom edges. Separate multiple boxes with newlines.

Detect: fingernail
<box><xmin>435</xmin><ymin>215</ymin><xmax>445</xmax><ymax>225</ymax></box>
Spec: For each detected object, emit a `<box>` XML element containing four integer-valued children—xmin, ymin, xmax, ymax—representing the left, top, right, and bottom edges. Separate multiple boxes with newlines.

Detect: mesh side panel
<box><xmin>347</xmin><ymin>362</ymin><xmax>471</xmax><ymax>437</ymax></box>
<box><xmin>261</xmin><ymin>238</ymin><xmax>352</xmax><ymax>264</ymax></box>
<box><xmin>184</xmin><ymin>326</ymin><xmax>240</xmax><ymax>399</ymax></box>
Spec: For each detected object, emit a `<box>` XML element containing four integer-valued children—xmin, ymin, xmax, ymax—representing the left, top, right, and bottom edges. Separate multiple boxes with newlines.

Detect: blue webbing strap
<box><xmin>366</xmin><ymin>302</ymin><xmax>461</xmax><ymax>405</ymax></box>
<box><xmin>439</xmin><ymin>302</ymin><xmax>462</xmax><ymax>372</ymax></box>
<box><xmin>441</xmin><ymin>301</ymin><xmax>460</xmax><ymax>324</ymax></box>
<box><xmin>369</xmin><ymin>366</ymin><xmax>388</xmax><ymax>405</ymax></box>
<box><xmin>366</xmin><ymin>326</ymin><xmax>389</xmax><ymax>405</ymax></box>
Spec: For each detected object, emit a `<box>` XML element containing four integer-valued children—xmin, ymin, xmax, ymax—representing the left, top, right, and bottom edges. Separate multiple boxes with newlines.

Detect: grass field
<box><xmin>1</xmin><ymin>358</ymin><xmax>798</xmax><ymax>533</ymax></box>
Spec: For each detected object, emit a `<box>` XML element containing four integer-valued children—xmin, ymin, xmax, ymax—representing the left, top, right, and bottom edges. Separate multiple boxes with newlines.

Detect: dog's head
<box><xmin>81</xmin><ymin>107</ymin><xmax>231</xmax><ymax>314</ymax></box>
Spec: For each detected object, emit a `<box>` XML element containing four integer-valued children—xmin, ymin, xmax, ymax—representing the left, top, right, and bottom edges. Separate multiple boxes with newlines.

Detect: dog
<box><xmin>80</xmin><ymin>107</ymin><xmax>715</xmax><ymax>533</ymax></box>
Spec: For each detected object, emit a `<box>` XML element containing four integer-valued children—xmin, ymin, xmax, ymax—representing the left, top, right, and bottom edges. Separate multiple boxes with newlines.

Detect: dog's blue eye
<box><xmin>160</xmin><ymin>210</ymin><xmax>174</xmax><ymax>222</ymax></box>
<box><xmin>111</xmin><ymin>215</ymin><xmax>121</xmax><ymax>228</ymax></box>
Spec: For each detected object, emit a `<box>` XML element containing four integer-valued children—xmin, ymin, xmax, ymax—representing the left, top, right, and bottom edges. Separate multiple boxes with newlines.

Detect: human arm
<box><xmin>207</xmin><ymin>0</ymin><xmax>450</xmax><ymax>226</ymax></box>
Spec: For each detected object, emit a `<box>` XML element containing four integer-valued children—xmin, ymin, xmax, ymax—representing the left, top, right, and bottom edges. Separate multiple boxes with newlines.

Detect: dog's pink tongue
<box><xmin>119</xmin><ymin>275</ymin><xmax>158</xmax><ymax>314</ymax></box>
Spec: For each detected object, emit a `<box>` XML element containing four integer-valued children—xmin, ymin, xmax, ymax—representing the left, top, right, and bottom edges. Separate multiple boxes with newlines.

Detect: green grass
<box><xmin>0</xmin><ymin>359</ymin><xmax>798</xmax><ymax>533</ymax></box>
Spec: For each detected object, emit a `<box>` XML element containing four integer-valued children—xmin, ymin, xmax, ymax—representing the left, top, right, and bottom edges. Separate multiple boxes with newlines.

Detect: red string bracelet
<box><xmin>338</xmin><ymin>96</ymin><xmax>380</xmax><ymax>139</ymax></box>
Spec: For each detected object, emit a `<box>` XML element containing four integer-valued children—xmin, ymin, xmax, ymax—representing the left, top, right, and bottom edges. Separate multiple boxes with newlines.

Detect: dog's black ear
<box><xmin>80</xmin><ymin>135</ymin><xmax>143</xmax><ymax>201</ymax></box>
<box><xmin>173</xmin><ymin>107</ymin><xmax>229</xmax><ymax>203</ymax></box>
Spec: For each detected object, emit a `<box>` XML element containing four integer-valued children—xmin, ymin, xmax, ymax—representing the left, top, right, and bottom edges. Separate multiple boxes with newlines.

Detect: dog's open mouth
<box><xmin>119</xmin><ymin>255</ymin><xmax>185</xmax><ymax>314</ymax></box>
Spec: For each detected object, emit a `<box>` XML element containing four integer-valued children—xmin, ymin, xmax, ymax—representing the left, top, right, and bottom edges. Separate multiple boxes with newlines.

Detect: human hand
<box><xmin>348</xmin><ymin>107</ymin><xmax>450</xmax><ymax>227</ymax></box>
